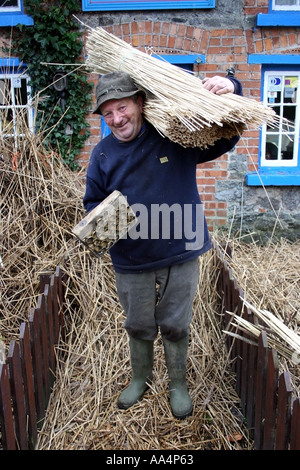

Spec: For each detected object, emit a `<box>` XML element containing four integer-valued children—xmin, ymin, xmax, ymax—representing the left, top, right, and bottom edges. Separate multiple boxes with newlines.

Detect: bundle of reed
<box><xmin>225</xmin><ymin>299</ymin><xmax>300</xmax><ymax>365</ymax></box>
<box><xmin>85</xmin><ymin>26</ymin><xmax>278</xmax><ymax>148</ymax></box>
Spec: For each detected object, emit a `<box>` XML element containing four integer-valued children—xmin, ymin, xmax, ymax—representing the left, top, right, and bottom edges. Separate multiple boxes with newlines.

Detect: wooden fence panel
<box><xmin>0</xmin><ymin>266</ymin><xmax>66</xmax><ymax>450</ymax></box>
<box><xmin>0</xmin><ymin>364</ymin><xmax>16</xmax><ymax>450</ymax></box>
<box><xmin>240</xmin><ymin>306</ymin><xmax>254</xmax><ymax>418</ymax></box>
<box><xmin>44</xmin><ymin>284</ymin><xmax>56</xmax><ymax>379</ymax></box>
<box><xmin>246</xmin><ymin>340</ymin><xmax>258</xmax><ymax>435</ymax></box>
<box><xmin>254</xmin><ymin>331</ymin><xmax>268</xmax><ymax>449</ymax></box>
<box><xmin>19</xmin><ymin>322</ymin><xmax>38</xmax><ymax>449</ymax></box>
<box><xmin>50</xmin><ymin>273</ymin><xmax>60</xmax><ymax>344</ymax></box>
<box><xmin>240</xmin><ymin>325</ymin><xmax>249</xmax><ymax>415</ymax></box>
<box><xmin>263</xmin><ymin>349</ymin><xmax>279</xmax><ymax>450</ymax></box>
<box><xmin>290</xmin><ymin>399</ymin><xmax>300</xmax><ymax>450</ymax></box>
<box><xmin>36</xmin><ymin>294</ymin><xmax>50</xmax><ymax>402</ymax></box>
<box><xmin>275</xmin><ymin>372</ymin><xmax>293</xmax><ymax>450</ymax></box>
<box><xmin>29</xmin><ymin>307</ymin><xmax>45</xmax><ymax>422</ymax></box>
<box><xmin>55</xmin><ymin>266</ymin><xmax>65</xmax><ymax>340</ymax></box>
<box><xmin>233</xmin><ymin>284</ymin><xmax>244</xmax><ymax>397</ymax></box>
<box><xmin>7</xmin><ymin>341</ymin><xmax>28</xmax><ymax>450</ymax></box>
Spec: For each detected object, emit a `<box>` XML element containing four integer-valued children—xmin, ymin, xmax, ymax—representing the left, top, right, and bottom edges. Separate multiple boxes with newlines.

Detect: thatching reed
<box><xmin>85</xmin><ymin>26</ymin><xmax>279</xmax><ymax>149</ymax></box>
<box><xmin>0</xmin><ymin>112</ymin><xmax>83</xmax><ymax>341</ymax></box>
<box><xmin>227</xmin><ymin>298</ymin><xmax>300</xmax><ymax>364</ymax></box>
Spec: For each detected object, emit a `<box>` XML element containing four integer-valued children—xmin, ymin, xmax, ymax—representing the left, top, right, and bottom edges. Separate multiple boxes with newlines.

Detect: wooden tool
<box><xmin>72</xmin><ymin>190</ymin><xmax>137</xmax><ymax>257</ymax></box>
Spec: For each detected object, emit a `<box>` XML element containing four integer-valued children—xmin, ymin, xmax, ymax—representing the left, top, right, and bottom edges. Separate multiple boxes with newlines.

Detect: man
<box><xmin>83</xmin><ymin>70</ymin><xmax>243</xmax><ymax>419</ymax></box>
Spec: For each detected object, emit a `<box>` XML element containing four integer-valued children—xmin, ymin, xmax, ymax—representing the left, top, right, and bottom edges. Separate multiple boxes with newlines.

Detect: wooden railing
<box><xmin>213</xmin><ymin>242</ymin><xmax>300</xmax><ymax>450</ymax></box>
<box><xmin>0</xmin><ymin>267</ymin><xmax>65</xmax><ymax>450</ymax></box>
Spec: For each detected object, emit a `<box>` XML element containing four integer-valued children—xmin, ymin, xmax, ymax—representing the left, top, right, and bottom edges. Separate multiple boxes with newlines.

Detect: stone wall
<box><xmin>216</xmin><ymin>152</ymin><xmax>300</xmax><ymax>241</ymax></box>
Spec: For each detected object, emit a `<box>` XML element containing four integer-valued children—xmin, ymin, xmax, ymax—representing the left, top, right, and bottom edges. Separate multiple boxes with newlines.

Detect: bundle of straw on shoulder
<box><xmin>85</xmin><ymin>27</ymin><xmax>278</xmax><ymax>148</ymax></box>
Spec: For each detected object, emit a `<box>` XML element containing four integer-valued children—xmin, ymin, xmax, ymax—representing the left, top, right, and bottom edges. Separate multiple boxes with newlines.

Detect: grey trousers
<box><xmin>115</xmin><ymin>258</ymin><xmax>199</xmax><ymax>342</ymax></box>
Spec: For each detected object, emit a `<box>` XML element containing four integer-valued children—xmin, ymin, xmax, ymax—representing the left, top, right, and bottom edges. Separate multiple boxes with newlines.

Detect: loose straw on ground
<box><xmin>37</xmin><ymin>250</ymin><xmax>251</xmax><ymax>450</ymax></box>
<box><xmin>85</xmin><ymin>26</ymin><xmax>279</xmax><ymax>148</ymax></box>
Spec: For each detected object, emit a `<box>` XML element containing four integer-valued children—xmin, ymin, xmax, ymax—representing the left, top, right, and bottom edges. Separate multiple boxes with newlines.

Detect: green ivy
<box><xmin>11</xmin><ymin>0</ymin><xmax>93</xmax><ymax>170</ymax></box>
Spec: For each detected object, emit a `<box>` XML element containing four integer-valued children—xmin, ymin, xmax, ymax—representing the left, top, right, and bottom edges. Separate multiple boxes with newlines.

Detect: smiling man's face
<box><xmin>101</xmin><ymin>96</ymin><xmax>144</xmax><ymax>142</ymax></box>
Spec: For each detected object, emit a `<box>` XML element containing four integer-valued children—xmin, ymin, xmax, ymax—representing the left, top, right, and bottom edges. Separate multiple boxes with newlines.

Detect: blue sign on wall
<box><xmin>82</xmin><ymin>0</ymin><xmax>215</xmax><ymax>11</ymax></box>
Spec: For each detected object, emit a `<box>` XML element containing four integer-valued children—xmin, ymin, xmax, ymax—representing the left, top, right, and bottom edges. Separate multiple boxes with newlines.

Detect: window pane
<box><xmin>265</xmin><ymin>133</ymin><xmax>295</xmax><ymax>161</ymax></box>
<box><xmin>284</xmin><ymin>76</ymin><xmax>298</xmax><ymax>103</ymax></box>
<box><xmin>15</xmin><ymin>108</ymin><xmax>29</xmax><ymax>135</ymax></box>
<box><xmin>0</xmin><ymin>79</ymin><xmax>12</xmax><ymax>105</ymax></box>
<box><xmin>14</xmin><ymin>77</ymin><xmax>28</xmax><ymax>106</ymax></box>
<box><xmin>0</xmin><ymin>0</ymin><xmax>19</xmax><ymax>8</ymax></box>
<box><xmin>0</xmin><ymin>108</ymin><xmax>13</xmax><ymax>133</ymax></box>
<box><xmin>275</xmin><ymin>0</ymin><xmax>297</xmax><ymax>5</ymax></box>
<box><xmin>273</xmin><ymin>0</ymin><xmax>300</xmax><ymax>8</ymax></box>
<box><xmin>266</xmin><ymin>137</ymin><xmax>279</xmax><ymax>160</ymax></box>
<box><xmin>282</xmin><ymin>134</ymin><xmax>294</xmax><ymax>159</ymax></box>
<box><xmin>283</xmin><ymin>105</ymin><xmax>295</xmax><ymax>123</ymax></box>
<box><xmin>267</xmin><ymin>106</ymin><xmax>281</xmax><ymax>130</ymax></box>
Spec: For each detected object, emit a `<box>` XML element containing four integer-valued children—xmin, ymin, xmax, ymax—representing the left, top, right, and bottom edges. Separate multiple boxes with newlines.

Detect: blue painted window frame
<box><xmin>246</xmin><ymin>55</ymin><xmax>300</xmax><ymax>186</ymax></box>
<box><xmin>101</xmin><ymin>54</ymin><xmax>205</xmax><ymax>138</ymax></box>
<box><xmin>257</xmin><ymin>0</ymin><xmax>300</xmax><ymax>26</ymax></box>
<box><xmin>0</xmin><ymin>0</ymin><xmax>33</xmax><ymax>26</ymax></box>
<box><xmin>82</xmin><ymin>0</ymin><xmax>215</xmax><ymax>12</ymax></box>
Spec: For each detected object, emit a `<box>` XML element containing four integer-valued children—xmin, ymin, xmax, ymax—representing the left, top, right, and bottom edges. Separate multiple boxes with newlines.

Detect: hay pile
<box><xmin>0</xmin><ymin>124</ymin><xmax>83</xmax><ymax>342</ymax></box>
<box><xmin>85</xmin><ymin>26</ymin><xmax>279</xmax><ymax>149</ymax></box>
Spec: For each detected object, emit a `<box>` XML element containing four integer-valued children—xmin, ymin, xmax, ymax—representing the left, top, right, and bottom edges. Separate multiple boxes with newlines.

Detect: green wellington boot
<box><xmin>163</xmin><ymin>335</ymin><xmax>193</xmax><ymax>419</ymax></box>
<box><xmin>118</xmin><ymin>336</ymin><xmax>154</xmax><ymax>410</ymax></box>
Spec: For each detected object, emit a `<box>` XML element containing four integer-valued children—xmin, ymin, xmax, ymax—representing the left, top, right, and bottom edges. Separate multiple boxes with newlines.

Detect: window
<box><xmin>272</xmin><ymin>0</ymin><xmax>300</xmax><ymax>10</ymax></box>
<box><xmin>246</xmin><ymin>60</ymin><xmax>300</xmax><ymax>186</ymax></box>
<box><xmin>82</xmin><ymin>0</ymin><xmax>215</xmax><ymax>12</ymax></box>
<box><xmin>262</xmin><ymin>71</ymin><xmax>299</xmax><ymax>167</ymax></box>
<box><xmin>0</xmin><ymin>62</ymin><xmax>33</xmax><ymax>146</ymax></box>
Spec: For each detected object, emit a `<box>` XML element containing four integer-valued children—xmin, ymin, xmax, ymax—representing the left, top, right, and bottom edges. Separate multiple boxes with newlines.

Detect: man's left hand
<box><xmin>201</xmin><ymin>76</ymin><xmax>234</xmax><ymax>95</ymax></box>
